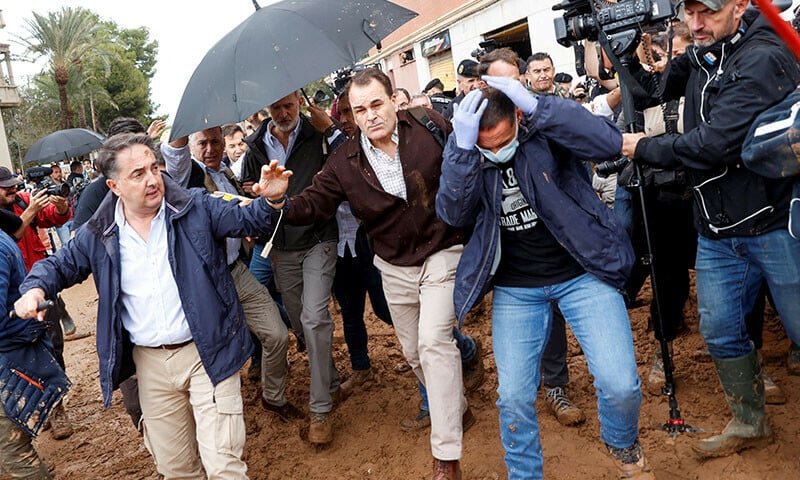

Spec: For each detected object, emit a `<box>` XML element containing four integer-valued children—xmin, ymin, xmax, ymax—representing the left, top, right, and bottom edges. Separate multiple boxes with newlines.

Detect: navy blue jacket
<box><xmin>20</xmin><ymin>174</ymin><xmax>282</xmax><ymax>408</ymax></box>
<box><xmin>436</xmin><ymin>96</ymin><xmax>633</xmax><ymax>323</ymax></box>
<box><xmin>0</xmin><ymin>231</ymin><xmax>70</xmax><ymax>436</ymax></box>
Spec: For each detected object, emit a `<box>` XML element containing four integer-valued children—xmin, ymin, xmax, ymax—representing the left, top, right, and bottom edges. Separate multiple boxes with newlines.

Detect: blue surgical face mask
<box><xmin>476</xmin><ymin>124</ymin><xmax>519</xmax><ymax>164</ymax></box>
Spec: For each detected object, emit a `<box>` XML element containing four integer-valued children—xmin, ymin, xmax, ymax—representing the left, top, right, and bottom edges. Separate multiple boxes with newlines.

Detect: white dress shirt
<box><xmin>115</xmin><ymin>198</ymin><xmax>192</xmax><ymax>347</ymax></box>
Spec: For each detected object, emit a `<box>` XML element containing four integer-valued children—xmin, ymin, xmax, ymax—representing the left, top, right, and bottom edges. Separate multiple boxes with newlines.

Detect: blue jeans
<box><xmin>54</xmin><ymin>223</ymin><xmax>71</xmax><ymax>250</ymax></box>
<box><xmin>695</xmin><ymin>230</ymin><xmax>800</xmax><ymax>359</ymax></box>
<box><xmin>250</xmin><ymin>243</ymin><xmax>290</xmax><ymax>327</ymax></box>
<box><xmin>614</xmin><ymin>186</ymin><xmax>634</xmax><ymax>239</ymax></box>
<box><xmin>418</xmin><ymin>327</ymin><xmax>476</xmax><ymax>412</ymax></box>
<box><xmin>492</xmin><ymin>274</ymin><xmax>641</xmax><ymax>480</ymax></box>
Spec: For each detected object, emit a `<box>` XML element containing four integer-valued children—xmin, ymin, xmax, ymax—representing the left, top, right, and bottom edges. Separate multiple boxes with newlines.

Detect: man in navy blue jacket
<box><xmin>14</xmin><ymin>133</ymin><xmax>291</xmax><ymax>479</ymax></box>
<box><xmin>437</xmin><ymin>80</ymin><xmax>650</xmax><ymax>479</ymax></box>
<box><xmin>0</xmin><ymin>223</ymin><xmax>66</xmax><ymax>479</ymax></box>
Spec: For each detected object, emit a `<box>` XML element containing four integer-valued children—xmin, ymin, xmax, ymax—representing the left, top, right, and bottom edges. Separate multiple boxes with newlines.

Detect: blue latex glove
<box><xmin>452</xmin><ymin>89</ymin><xmax>489</xmax><ymax>150</ymax></box>
<box><xmin>482</xmin><ymin>75</ymin><xmax>539</xmax><ymax>115</ymax></box>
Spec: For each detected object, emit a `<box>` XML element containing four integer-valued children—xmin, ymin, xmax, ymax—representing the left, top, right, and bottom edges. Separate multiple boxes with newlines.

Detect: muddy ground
<box><xmin>35</xmin><ymin>275</ymin><xmax>800</xmax><ymax>479</ymax></box>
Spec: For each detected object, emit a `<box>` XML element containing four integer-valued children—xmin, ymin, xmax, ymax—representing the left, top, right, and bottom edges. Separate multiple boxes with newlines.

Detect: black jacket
<box><xmin>242</xmin><ymin>116</ymin><xmax>337</xmax><ymax>250</ymax></box>
<box><xmin>634</xmin><ymin>10</ymin><xmax>800</xmax><ymax>238</ymax></box>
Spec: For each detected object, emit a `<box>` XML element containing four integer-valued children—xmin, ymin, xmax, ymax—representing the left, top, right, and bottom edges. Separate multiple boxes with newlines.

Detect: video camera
<box><xmin>25</xmin><ymin>167</ymin><xmax>70</xmax><ymax>197</ymax></box>
<box><xmin>329</xmin><ymin>63</ymin><xmax>382</xmax><ymax>96</ymax></box>
<box><xmin>470</xmin><ymin>39</ymin><xmax>498</xmax><ymax>62</ymax></box>
<box><xmin>553</xmin><ymin>0</ymin><xmax>675</xmax><ymax>57</ymax></box>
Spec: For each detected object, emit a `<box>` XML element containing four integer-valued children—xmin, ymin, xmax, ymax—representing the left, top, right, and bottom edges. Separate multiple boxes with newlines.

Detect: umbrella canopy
<box><xmin>23</xmin><ymin>128</ymin><xmax>105</xmax><ymax>165</ymax></box>
<box><xmin>169</xmin><ymin>0</ymin><xmax>417</xmax><ymax>141</ymax></box>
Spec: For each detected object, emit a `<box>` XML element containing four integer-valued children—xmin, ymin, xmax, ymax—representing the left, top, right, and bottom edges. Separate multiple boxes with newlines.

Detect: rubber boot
<box><xmin>693</xmin><ymin>351</ymin><xmax>773</xmax><ymax>458</ymax></box>
<box><xmin>58</xmin><ymin>294</ymin><xmax>76</xmax><ymax>336</ymax></box>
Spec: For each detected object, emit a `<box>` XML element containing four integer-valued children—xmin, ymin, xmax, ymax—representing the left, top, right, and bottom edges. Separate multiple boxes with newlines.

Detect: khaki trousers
<box><xmin>133</xmin><ymin>342</ymin><xmax>248</xmax><ymax>479</ymax></box>
<box><xmin>271</xmin><ymin>241</ymin><xmax>339</xmax><ymax>413</ymax></box>
<box><xmin>230</xmin><ymin>259</ymin><xmax>290</xmax><ymax>406</ymax></box>
<box><xmin>373</xmin><ymin>245</ymin><xmax>467</xmax><ymax>460</ymax></box>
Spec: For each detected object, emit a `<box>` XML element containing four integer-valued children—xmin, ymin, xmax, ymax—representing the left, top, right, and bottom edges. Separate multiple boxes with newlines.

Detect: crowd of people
<box><xmin>2</xmin><ymin>0</ymin><xmax>800</xmax><ymax>479</ymax></box>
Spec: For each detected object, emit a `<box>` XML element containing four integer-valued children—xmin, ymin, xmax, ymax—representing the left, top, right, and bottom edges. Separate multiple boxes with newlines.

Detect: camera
<box><xmin>553</xmin><ymin>0</ymin><xmax>675</xmax><ymax>56</ymax></box>
<box><xmin>25</xmin><ymin>166</ymin><xmax>71</xmax><ymax>197</ymax></box>
<box><xmin>470</xmin><ymin>39</ymin><xmax>497</xmax><ymax>62</ymax></box>
<box><xmin>329</xmin><ymin>63</ymin><xmax>381</xmax><ymax>96</ymax></box>
<box><xmin>596</xmin><ymin>157</ymin><xmax>630</xmax><ymax>178</ymax></box>
<box><xmin>573</xmin><ymin>82</ymin><xmax>587</xmax><ymax>100</ymax></box>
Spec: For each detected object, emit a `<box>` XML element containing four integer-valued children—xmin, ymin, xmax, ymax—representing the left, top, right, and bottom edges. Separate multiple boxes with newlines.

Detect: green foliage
<box><xmin>7</xmin><ymin>7</ymin><xmax>159</xmax><ymax>156</ymax></box>
<box><xmin>87</xmin><ymin>22</ymin><xmax>159</xmax><ymax>130</ymax></box>
<box><xmin>17</xmin><ymin>7</ymin><xmax>117</xmax><ymax>129</ymax></box>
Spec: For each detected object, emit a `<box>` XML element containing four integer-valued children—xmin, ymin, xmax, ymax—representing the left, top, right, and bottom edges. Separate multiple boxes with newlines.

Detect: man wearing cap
<box><xmin>442</xmin><ymin>58</ymin><xmax>486</xmax><ymax>120</ymax></box>
<box><xmin>622</xmin><ymin>0</ymin><xmax>800</xmax><ymax>458</ymax></box>
<box><xmin>424</xmin><ymin>78</ymin><xmax>455</xmax><ymax>119</ymax></box>
<box><xmin>554</xmin><ymin>72</ymin><xmax>573</xmax><ymax>94</ymax></box>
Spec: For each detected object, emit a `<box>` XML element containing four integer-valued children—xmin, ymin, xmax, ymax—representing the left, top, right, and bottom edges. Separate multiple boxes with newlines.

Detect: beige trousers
<box><xmin>373</xmin><ymin>245</ymin><xmax>467</xmax><ymax>461</ymax></box>
<box><xmin>133</xmin><ymin>342</ymin><xmax>248</xmax><ymax>479</ymax></box>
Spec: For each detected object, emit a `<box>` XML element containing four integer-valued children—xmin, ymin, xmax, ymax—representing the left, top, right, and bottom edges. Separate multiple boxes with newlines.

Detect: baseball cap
<box><xmin>554</xmin><ymin>72</ymin><xmax>573</xmax><ymax>83</ymax></box>
<box><xmin>0</xmin><ymin>167</ymin><xmax>19</xmax><ymax>188</ymax></box>
<box><xmin>424</xmin><ymin>78</ymin><xmax>444</xmax><ymax>93</ymax></box>
<box><xmin>457</xmin><ymin>59</ymin><xmax>479</xmax><ymax>79</ymax></box>
<box><xmin>695</xmin><ymin>0</ymin><xmax>728</xmax><ymax>11</ymax></box>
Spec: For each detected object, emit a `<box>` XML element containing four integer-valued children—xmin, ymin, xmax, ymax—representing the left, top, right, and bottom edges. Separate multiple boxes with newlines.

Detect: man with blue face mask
<box><xmin>437</xmin><ymin>79</ymin><xmax>651</xmax><ymax>480</ymax></box>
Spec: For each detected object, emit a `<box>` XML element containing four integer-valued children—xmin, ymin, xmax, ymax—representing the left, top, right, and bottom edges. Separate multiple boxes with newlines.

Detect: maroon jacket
<box><xmin>286</xmin><ymin>108</ymin><xmax>464</xmax><ymax>267</ymax></box>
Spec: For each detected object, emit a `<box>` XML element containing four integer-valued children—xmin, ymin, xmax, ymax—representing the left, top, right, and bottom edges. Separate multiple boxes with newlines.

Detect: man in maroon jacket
<box><xmin>263</xmin><ymin>69</ymin><xmax>471</xmax><ymax>480</ymax></box>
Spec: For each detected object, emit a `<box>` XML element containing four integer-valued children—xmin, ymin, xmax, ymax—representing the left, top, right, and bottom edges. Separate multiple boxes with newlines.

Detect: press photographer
<box><xmin>0</xmin><ymin>165</ymin><xmax>74</xmax><ymax>440</ymax></box>
<box><xmin>620</xmin><ymin>0</ymin><xmax>800</xmax><ymax>458</ymax></box>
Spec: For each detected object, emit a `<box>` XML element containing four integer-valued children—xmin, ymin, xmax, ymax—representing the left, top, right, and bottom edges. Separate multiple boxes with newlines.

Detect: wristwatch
<box><xmin>266</xmin><ymin>194</ymin><xmax>286</xmax><ymax>205</ymax></box>
<box><xmin>323</xmin><ymin>124</ymin><xmax>338</xmax><ymax>138</ymax></box>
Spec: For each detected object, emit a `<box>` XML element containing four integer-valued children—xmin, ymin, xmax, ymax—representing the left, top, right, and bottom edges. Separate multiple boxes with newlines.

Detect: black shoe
<box><xmin>296</xmin><ymin>334</ymin><xmax>306</xmax><ymax>353</ymax></box>
<box><xmin>261</xmin><ymin>398</ymin><xmax>304</xmax><ymax>422</ymax></box>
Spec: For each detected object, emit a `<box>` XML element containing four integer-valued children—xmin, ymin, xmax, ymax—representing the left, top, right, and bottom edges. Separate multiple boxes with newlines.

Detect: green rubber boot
<box><xmin>58</xmin><ymin>294</ymin><xmax>76</xmax><ymax>336</ymax></box>
<box><xmin>693</xmin><ymin>351</ymin><xmax>773</xmax><ymax>458</ymax></box>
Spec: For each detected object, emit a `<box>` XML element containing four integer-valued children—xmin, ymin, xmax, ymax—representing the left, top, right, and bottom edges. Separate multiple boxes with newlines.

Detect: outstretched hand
<box><xmin>251</xmin><ymin>160</ymin><xmax>293</xmax><ymax>207</ymax></box>
<box><xmin>482</xmin><ymin>75</ymin><xmax>539</xmax><ymax>115</ymax></box>
<box><xmin>452</xmin><ymin>90</ymin><xmax>488</xmax><ymax>150</ymax></box>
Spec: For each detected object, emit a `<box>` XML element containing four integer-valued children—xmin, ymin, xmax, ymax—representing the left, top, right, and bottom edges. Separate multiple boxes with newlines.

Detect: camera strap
<box><xmin>13</xmin><ymin>195</ymin><xmax>36</xmax><ymax>229</ymax></box>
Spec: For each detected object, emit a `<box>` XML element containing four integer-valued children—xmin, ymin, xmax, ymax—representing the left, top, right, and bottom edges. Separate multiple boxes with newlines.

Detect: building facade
<box><xmin>367</xmin><ymin>0</ymin><xmax>577</xmax><ymax>95</ymax></box>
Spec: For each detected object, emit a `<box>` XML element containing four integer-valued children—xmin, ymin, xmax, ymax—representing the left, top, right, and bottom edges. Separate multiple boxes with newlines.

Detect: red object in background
<box><xmin>752</xmin><ymin>0</ymin><xmax>800</xmax><ymax>60</ymax></box>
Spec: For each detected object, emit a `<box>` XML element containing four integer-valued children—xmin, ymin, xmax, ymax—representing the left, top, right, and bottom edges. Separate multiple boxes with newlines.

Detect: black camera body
<box><xmin>553</xmin><ymin>0</ymin><xmax>675</xmax><ymax>56</ymax></box>
<box><xmin>25</xmin><ymin>166</ymin><xmax>71</xmax><ymax>197</ymax></box>
<box><xmin>470</xmin><ymin>39</ymin><xmax>498</xmax><ymax>62</ymax></box>
<box><xmin>330</xmin><ymin>63</ymin><xmax>381</xmax><ymax>96</ymax></box>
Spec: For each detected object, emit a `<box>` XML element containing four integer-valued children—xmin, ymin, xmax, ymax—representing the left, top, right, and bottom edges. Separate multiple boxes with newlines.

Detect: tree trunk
<box><xmin>54</xmin><ymin>66</ymin><xmax>72</xmax><ymax>130</ymax></box>
<box><xmin>78</xmin><ymin>101</ymin><xmax>87</xmax><ymax>128</ymax></box>
<box><xmin>90</xmin><ymin>95</ymin><xmax>98</xmax><ymax>132</ymax></box>
<box><xmin>56</xmin><ymin>81</ymin><xmax>69</xmax><ymax>130</ymax></box>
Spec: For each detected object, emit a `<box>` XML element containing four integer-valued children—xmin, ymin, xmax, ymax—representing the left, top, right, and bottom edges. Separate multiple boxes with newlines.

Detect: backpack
<box><xmin>742</xmin><ymin>86</ymin><xmax>800</xmax><ymax>238</ymax></box>
<box><xmin>406</xmin><ymin>106</ymin><xmax>446</xmax><ymax>148</ymax></box>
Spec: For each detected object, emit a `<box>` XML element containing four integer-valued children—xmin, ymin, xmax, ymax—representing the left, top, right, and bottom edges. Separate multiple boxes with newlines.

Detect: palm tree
<box><xmin>18</xmin><ymin>7</ymin><xmax>115</xmax><ymax>129</ymax></box>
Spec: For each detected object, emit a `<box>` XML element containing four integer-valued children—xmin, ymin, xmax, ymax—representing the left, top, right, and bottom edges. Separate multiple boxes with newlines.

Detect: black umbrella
<box><xmin>23</xmin><ymin>128</ymin><xmax>105</xmax><ymax>165</ymax></box>
<box><xmin>169</xmin><ymin>0</ymin><xmax>417</xmax><ymax>141</ymax></box>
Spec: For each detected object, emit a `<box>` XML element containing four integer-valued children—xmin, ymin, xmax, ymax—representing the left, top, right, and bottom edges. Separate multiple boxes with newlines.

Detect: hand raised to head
<box><xmin>452</xmin><ymin>89</ymin><xmax>488</xmax><ymax>150</ymax></box>
<box><xmin>482</xmin><ymin>75</ymin><xmax>539</xmax><ymax>115</ymax></box>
